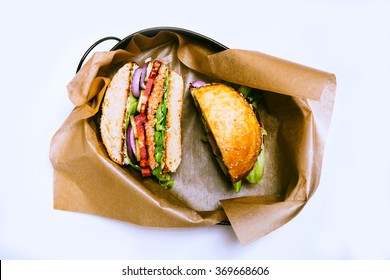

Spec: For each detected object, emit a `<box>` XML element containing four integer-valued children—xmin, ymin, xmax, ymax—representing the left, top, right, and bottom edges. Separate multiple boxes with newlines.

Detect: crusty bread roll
<box><xmin>191</xmin><ymin>83</ymin><xmax>262</xmax><ymax>182</ymax></box>
<box><xmin>100</xmin><ymin>59</ymin><xmax>184</xmax><ymax>187</ymax></box>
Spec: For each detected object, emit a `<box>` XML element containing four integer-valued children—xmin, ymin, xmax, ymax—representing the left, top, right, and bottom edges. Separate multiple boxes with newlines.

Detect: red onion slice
<box><xmin>140</xmin><ymin>62</ymin><xmax>149</xmax><ymax>89</ymax></box>
<box><xmin>131</xmin><ymin>68</ymin><xmax>142</xmax><ymax>97</ymax></box>
<box><xmin>134</xmin><ymin>113</ymin><xmax>148</xmax><ymax>167</ymax></box>
<box><xmin>126</xmin><ymin>126</ymin><xmax>137</xmax><ymax>161</ymax></box>
<box><xmin>190</xmin><ymin>80</ymin><xmax>207</xmax><ymax>88</ymax></box>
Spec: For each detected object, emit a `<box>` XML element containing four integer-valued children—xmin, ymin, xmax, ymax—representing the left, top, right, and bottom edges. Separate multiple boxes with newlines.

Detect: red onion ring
<box><xmin>126</xmin><ymin>126</ymin><xmax>137</xmax><ymax>161</ymax></box>
<box><xmin>140</xmin><ymin>62</ymin><xmax>149</xmax><ymax>89</ymax></box>
<box><xmin>131</xmin><ymin>68</ymin><xmax>142</xmax><ymax>97</ymax></box>
<box><xmin>190</xmin><ymin>80</ymin><xmax>207</xmax><ymax>88</ymax></box>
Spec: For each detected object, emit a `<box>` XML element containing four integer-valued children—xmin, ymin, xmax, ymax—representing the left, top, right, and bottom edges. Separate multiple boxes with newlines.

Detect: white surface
<box><xmin>1</xmin><ymin>0</ymin><xmax>389</xmax><ymax>259</ymax></box>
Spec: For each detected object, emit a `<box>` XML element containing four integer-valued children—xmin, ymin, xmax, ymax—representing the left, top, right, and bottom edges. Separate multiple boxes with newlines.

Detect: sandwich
<box><xmin>100</xmin><ymin>58</ymin><xmax>184</xmax><ymax>188</ymax></box>
<box><xmin>190</xmin><ymin>82</ymin><xmax>266</xmax><ymax>192</ymax></box>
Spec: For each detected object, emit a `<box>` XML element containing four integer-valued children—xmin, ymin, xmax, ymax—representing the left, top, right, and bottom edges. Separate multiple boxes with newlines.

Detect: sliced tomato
<box><xmin>139</xmin><ymin>60</ymin><xmax>162</xmax><ymax>114</ymax></box>
<box><xmin>141</xmin><ymin>167</ymin><xmax>151</xmax><ymax>177</ymax></box>
<box><xmin>134</xmin><ymin>113</ymin><xmax>149</xmax><ymax>172</ymax></box>
<box><xmin>134</xmin><ymin>111</ymin><xmax>146</xmax><ymax>124</ymax></box>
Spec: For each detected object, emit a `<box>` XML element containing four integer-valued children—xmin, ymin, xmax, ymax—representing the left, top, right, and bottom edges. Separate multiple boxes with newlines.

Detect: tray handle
<box><xmin>76</xmin><ymin>36</ymin><xmax>121</xmax><ymax>73</ymax></box>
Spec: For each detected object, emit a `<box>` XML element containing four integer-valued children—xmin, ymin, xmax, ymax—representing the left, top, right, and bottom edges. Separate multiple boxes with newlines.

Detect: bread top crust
<box><xmin>191</xmin><ymin>84</ymin><xmax>262</xmax><ymax>182</ymax></box>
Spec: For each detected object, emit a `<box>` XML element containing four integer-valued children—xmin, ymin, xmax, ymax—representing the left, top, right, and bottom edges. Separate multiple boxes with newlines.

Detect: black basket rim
<box><xmin>110</xmin><ymin>26</ymin><xmax>229</xmax><ymax>52</ymax></box>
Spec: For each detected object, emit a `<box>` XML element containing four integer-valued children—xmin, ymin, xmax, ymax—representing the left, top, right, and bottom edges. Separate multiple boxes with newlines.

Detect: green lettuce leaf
<box><xmin>233</xmin><ymin>181</ymin><xmax>242</xmax><ymax>192</ymax></box>
<box><xmin>152</xmin><ymin>71</ymin><xmax>173</xmax><ymax>188</ymax></box>
<box><xmin>123</xmin><ymin>92</ymin><xmax>139</xmax><ymax>164</ymax></box>
<box><xmin>246</xmin><ymin>148</ymin><xmax>265</xmax><ymax>184</ymax></box>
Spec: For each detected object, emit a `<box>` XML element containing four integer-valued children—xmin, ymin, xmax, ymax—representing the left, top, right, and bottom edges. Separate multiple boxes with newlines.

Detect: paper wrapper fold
<box><xmin>50</xmin><ymin>30</ymin><xmax>336</xmax><ymax>245</ymax></box>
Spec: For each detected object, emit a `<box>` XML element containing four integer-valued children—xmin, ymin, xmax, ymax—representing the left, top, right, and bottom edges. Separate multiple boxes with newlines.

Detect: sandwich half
<box><xmin>100</xmin><ymin>59</ymin><xmax>184</xmax><ymax>188</ymax></box>
<box><xmin>190</xmin><ymin>83</ymin><xmax>266</xmax><ymax>192</ymax></box>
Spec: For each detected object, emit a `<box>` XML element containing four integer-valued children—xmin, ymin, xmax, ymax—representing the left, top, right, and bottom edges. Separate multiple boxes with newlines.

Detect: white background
<box><xmin>1</xmin><ymin>0</ymin><xmax>389</xmax><ymax>259</ymax></box>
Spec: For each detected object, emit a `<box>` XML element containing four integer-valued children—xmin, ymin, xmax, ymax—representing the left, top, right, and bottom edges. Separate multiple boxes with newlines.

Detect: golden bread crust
<box><xmin>191</xmin><ymin>84</ymin><xmax>262</xmax><ymax>182</ymax></box>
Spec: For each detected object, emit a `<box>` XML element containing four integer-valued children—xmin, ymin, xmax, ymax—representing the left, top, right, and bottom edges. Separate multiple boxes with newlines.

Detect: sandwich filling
<box><xmin>126</xmin><ymin>60</ymin><xmax>173</xmax><ymax>187</ymax></box>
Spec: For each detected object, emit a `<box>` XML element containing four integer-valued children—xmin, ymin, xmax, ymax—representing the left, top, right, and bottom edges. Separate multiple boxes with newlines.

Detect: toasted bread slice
<box><xmin>163</xmin><ymin>70</ymin><xmax>184</xmax><ymax>173</ymax></box>
<box><xmin>100</xmin><ymin>62</ymin><xmax>138</xmax><ymax>165</ymax></box>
